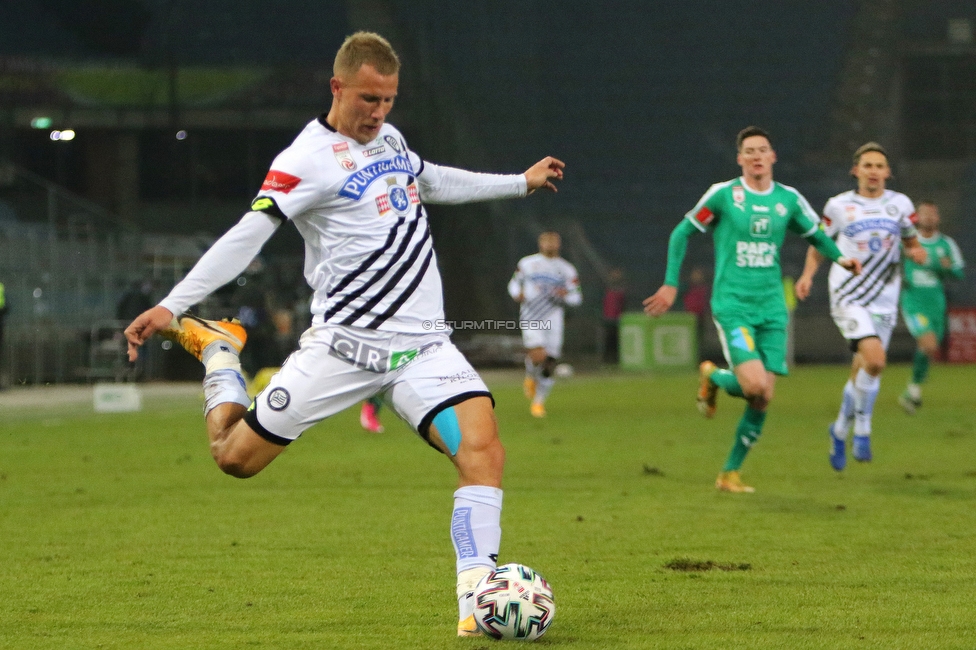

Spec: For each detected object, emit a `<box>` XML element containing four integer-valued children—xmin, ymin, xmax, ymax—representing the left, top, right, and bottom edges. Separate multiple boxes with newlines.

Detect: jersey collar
<box><xmin>738</xmin><ymin>177</ymin><xmax>775</xmax><ymax>196</ymax></box>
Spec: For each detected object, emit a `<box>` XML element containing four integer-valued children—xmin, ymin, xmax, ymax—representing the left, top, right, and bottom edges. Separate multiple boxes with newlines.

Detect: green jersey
<box><xmin>684</xmin><ymin>178</ymin><xmax>820</xmax><ymax>317</ymax></box>
<box><xmin>901</xmin><ymin>232</ymin><xmax>965</xmax><ymax>312</ymax></box>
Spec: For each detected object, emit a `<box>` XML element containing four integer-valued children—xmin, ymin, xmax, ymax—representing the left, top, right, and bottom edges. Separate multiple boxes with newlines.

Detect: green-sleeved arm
<box><xmin>941</xmin><ymin>237</ymin><xmax>965</xmax><ymax>280</ymax></box>
<box><xmin>664</xmin><ymin>219</ymin><xmax>699</xmax><ymax>286</ymax></box>
<box><xmin>805</xmin><ymin>228</ymin><xmax>844</xmax><ymax>263</ymax></box>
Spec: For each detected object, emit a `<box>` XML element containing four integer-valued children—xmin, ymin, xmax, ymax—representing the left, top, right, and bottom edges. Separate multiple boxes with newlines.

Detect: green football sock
<box><xmin>711</xmin><ymin>368</ymin><xmax>744</xmax><ymax>398</ymax></box>
<box><xmin>722</xmin><ymin>406</ymin><xmax>766</xmax><ymax>472</ymax></box>
<box><xmin>367</xmin><ymin>395</ymin><xmax>383</xmax><ymax>413</ymax></box>
<box><xmin>911</xmin><ymin>350</ymin><xmax>930</xmax><ymax>385</ymax></box>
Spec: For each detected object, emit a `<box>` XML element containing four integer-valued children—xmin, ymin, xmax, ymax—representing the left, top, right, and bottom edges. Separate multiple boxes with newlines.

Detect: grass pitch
<box><xmin>2</xmin><ymin>364</ymin><xmax>976</xmax><ymax>649</ymax></box>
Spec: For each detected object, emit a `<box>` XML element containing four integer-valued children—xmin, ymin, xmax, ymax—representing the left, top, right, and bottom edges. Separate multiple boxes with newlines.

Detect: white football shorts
<box><xmin>829</xmin><ymin>303</ymin><xmax>897</xmax><ymax>351</ymax></box>
<box><xmin>243</xmin><ymin>324</ymin><xmax>492</xmax><ymax>447</ymax></box>
<box><xmin>520</xmin><ymin>314</ymin><xmax>564</xmax><ymax>358</ymax></box>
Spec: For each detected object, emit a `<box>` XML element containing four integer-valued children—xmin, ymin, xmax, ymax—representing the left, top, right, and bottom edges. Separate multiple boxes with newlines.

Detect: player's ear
<box><xmin>330</xmin><ymin>77</ymin><xmax>342</xmax><ymax>97</ymax></box>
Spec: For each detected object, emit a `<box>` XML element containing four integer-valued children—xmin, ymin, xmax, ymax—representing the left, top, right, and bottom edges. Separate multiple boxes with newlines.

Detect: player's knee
<box><xmin>212</xmin><ymin>445</ymin><xmax>261</xmax><ymax>479</ymax></box>
<box><xmin>863</xmin><ymin>357</ymin><xmax>886</xmax><ymax>375</ymax></box>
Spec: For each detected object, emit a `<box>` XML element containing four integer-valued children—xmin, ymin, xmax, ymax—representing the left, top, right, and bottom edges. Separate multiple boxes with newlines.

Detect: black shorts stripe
<box><xmin>326</xmin><ymin>215</ymin><xmax>406</xmax><ymax>299</ymax></box>
<box><xmin>417</xmin><ymin>390</ymin><xmax>495</xmax><ymax>452</ymax></box>
<box><xmin>323</xmin><ymin>215</ymin><xmax>422</xmax><ymax>321</ymax></box>
<box><xmin>366</xmin><ymin>247</ymin><xmax>435</xmax><ymax>329</ymax></box>
<box><xmin>340</xmin><ymin>226</ymin><xmax>432</xmax><ymax>326</ymax></box>
<box><xmin>242</xmin><ymin>406</ymin><xmax>292</xmax><ymax>447</ymax></box>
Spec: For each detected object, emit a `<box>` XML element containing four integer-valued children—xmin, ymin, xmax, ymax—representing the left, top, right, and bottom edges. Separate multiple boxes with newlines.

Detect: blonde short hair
<box><xmin>334</xmin><ymin>32</ymin><xmax>400</xmax><ymax>78</ymax></box>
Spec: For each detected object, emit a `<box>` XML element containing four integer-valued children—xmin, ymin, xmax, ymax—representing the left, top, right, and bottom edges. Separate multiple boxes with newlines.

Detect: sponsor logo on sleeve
<box><xmin>332</xmin><ymin>142</ymin><xmax>357</xmax><ymax>171</ymax></box>
<box><xmin>822</xmin><ymin>215</ymin><xmax>832</xmax><ymax>226</ymax></box>
<box><xmin>260</xmin><ymin>170</ymin><xmax>302</xmax><ymax>194</ymax></box>
<box><xmin>695</xmin><ymin>206</ymin><xmax>714</xmax><ymax>226</ymax></box>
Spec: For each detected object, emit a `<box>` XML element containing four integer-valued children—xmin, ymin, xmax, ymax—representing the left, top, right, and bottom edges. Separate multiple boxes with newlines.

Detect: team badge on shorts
<box><xmin>267</xmin><ymin>388</ymin><xmax>291</xmax><ymax>411</ymax></box>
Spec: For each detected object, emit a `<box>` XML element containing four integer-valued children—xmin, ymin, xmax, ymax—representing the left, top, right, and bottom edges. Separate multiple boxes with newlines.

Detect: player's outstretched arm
<box><xmin>524</xmin><ymin>157</ymin><xmax>565</xmax><ymax>194</ymax></box>
<box><xmin>124</xmin><ymin>305</ymin><xmax>174</xmax><ymax>361</ymax></box>
<box><xmin>643</xmin><ymin>285</ymin><xmax>677</xmax><ymax>316</ymax></box>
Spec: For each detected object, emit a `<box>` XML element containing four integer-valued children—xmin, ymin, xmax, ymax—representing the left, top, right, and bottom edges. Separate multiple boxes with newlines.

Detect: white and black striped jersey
<box><xmin>250</xmin><ymin>117</ymin><xmax>525</xmax><ymax>333</ymax></box>
<box><xmin>507</xmin><ymin>253</ymin><xmax>581</xmax><ymax>326</ymax></box>
<box><xmin>822</xmin><ymin>189</ymin><xmax>917</xmax><ymax>312</ymax></box>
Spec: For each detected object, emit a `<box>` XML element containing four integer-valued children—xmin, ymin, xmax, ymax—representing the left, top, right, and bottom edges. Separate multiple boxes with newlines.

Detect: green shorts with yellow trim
<box><xmin>901</xmin><ymin>306</ymin><xmax>945</xmax><ymax>342</ymax></box>
<box><xmin>712</xmin><ymin>312</ymin><xmax>789</xmax><ymax>376</ymax></box>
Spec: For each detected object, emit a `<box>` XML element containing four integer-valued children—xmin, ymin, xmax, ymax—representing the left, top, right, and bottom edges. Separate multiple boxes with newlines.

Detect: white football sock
<box><xmin>853</xmin><ymin>369</ymin><xmax>881</xmax><ymax>437</ymax></box>
<box><xmin>452</xmin><ymin>486</ymin><xmax>502</xmax><ymax>621</ymax></box>
<box><xmin>533</xmin><ymin>376</ymin><xmax>555</xmax><ymax>405</ymax></box>
<box><xmin>524</xmin><ymin>357</ymin><xmax>540</xmax><ymax>380</ymax></box>
<box><xmin>906</xmin><ymin>383</ymin><xmax>921</xmax><ymax>401</ymax></box>
<box><xmin>833</xmin><ymin>379</ymin><xmax>856</xmax><ymax>439</ymax></box>
<box><xmin>202</xmin><ymin>340</ymin><xmax>243</xmax><ymax>375</ymax></box>
<box><xmin>202</xmin><ymin>368</ymin><xmax>250</xmax><ymax>416</ymax></box>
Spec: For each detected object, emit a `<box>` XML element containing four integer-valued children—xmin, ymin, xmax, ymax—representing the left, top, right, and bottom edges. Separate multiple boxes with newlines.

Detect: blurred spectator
<box><xmin>602</xmin><ymin>268</ymin><xmax>626</xmax><ymax>363</ymax></box>
<box><xmin>117</xmin><ymin>280</ymin><xmax>154</xmax><ymax>322</ymax></box>
<box><xmin>681</xmin><ymin>266</ymin><xmax>710</xmax><ymax>317</ymax></box>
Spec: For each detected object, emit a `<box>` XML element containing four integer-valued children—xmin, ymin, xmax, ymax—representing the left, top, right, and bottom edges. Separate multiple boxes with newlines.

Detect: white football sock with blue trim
<box><xmin>853</xmin><ymin>369</ymin><xmax>881</xmax><ymax>437</ymax></box>
<box><xmin>452</xmin><ymin>486</ymin><xmax>503</xmax><ymax>620</ymax></box>
<box><xmin>833</xmin><ymin>379</ymin><xmax>856</xmax><ymax>439</ymax></box>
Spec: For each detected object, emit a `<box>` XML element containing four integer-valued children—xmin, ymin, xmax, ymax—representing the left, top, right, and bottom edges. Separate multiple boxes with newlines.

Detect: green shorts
<box><xmin>712</xmin><ymin>312</ymin><xmax>789</xmax><ymax>376</ymax></box>
<box><xmin>901</xmin><ymin>306</ymin><xmax>946</xmax><ymax>342</ymax></box>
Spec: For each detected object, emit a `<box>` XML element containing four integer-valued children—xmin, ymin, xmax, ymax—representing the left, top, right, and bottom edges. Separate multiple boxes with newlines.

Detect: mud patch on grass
<box><xmin>664</xmin><ymin>558</ymin><xmax>751</xmax><ymax>572</ymax></box>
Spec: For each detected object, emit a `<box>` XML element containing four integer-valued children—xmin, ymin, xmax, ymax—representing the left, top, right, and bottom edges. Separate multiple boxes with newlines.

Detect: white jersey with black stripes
<box><xmin>821</xmin><ymin>189</ymin><xmax>917</xmax><ymax>313</ymax></box>
<box><xmin>507</xmin><ymin>253</ymin><xmax>581</xmax><ymax>327</ymax></box>
<box><xmin>250</xmin><ymin>116</ymin><xmax>525</xmax><ymax>333</ymax></box>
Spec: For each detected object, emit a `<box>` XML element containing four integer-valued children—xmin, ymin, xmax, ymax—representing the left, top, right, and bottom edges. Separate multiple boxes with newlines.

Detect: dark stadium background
<box><xmin>0</xmin><ymin>0</ymin><xmax>973</xmax><ymax>384</ymax></box>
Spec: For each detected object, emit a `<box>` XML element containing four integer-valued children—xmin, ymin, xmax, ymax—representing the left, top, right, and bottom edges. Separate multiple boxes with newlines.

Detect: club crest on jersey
<box><xmin>384</xmin><ymin>135</ymin><xmax>402</xmax><ymax>153</ymax></box>
<box><xmin>376</xmin><ymin>177</ymin><xmax>420</xmax><ymax>216</ymax></box>
<box><xmin>775</xmin><ymin>203</ymin><xmax>787</xmax><ymax>217</ymax></box>
<box><xmin>732</xmin><ymin>185</ymin><xmax>745</xmax><ymax>211</ymax></box>
<box><xmin>339</xmin><ymin>155</ymin><xmax>414</xmax><ymax>200</ymax></box>
<box><xmin>885</xmin><ymin>204</ymin><xmax>899</xmax><ymax>216</ymax></box>
<box><xmin>332</xmin><ymin>142</ymin><xmax>357</xmax><ymax>171</ymax></box>
<box><xmin>261</xmin><ymin>170</ymin><xmax>302</xmax><ymax>194</ymax></box>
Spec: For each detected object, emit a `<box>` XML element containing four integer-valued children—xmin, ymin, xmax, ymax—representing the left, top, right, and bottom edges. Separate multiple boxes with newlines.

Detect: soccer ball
<box><xmin>554</xmin><ymin>363</ymin><xmax>574</xmax><ymax>378</ymax></box>
<box><xmin>472</xmin><ymin>563</ymin><xmax>555</xmax><ymax>641</ymax></box>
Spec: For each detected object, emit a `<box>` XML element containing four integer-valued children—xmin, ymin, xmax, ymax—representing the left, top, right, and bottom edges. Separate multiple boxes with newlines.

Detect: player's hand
<box><xmin>123</xmin><ymin>305</ymin><xmax>174</xmax><ymax>362</ymax></box>
<box><xmin>838</xmin><ymin>257</ymin><xmax>862</xmax><ymax>276</ymax></box>
<box><xmin>906</xmin><ymin>246</ymin><xmax>927</xmax><ymax>265</ymax></box>
<box><xmin>939</xmin><ymin>253</ymin><xmax>952</xmax><ymax>269</ymax></box>
<box><xmin>643</xmin><ymin>285</ymin><xmax>677</xmax><ymax>317</ymax></box>
<box><xmin>552</xmin><ymin>286</ymin><xmax>568</xmax><ymax>299</ymax></box>
<box><xmin>524</xmin><ymin>156</ymin><xmax>565</xmax><ymax>194</ymax></box>
<box><xmin>794</xmin><ymin>275</ymin><xmax>813</xmax><ymax>301</ymax></box>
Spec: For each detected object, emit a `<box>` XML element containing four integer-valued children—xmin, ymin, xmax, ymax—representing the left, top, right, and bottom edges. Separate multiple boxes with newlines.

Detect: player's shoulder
<box><xmin>518</xmin><ymin>253</ymin><xmax>543</xmax><ymax>266</ymax></box>
<box><xmin>883</xmin><ymin>190</ymin><xmax>915</xmax><ymax>212</ymax></box>
<box><xmin>272</xmin><ymin>117</ymin><xmax>341</xmax><ymax>174</ymax></box>
<box><xmin>556</xmin><ymin>256</ymin><xmax>579</xmax><ymax>274</ymax></box>
<box><xmin>772</xmin><ymin>181</ymin><xmax>811</xmax><ymax>204</ymax></box>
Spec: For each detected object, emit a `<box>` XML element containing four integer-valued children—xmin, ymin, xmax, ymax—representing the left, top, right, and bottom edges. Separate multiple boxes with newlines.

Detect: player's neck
<box><xmin>918</xmin><ymin>227</ymin><xmax>937</xmax><ymax>238</ymax></box>
<box><xmin>856</xmin><ymin>187</ymin><xmax>885</xmax><ymax>199</ymax></box>
<box><xmin>742</xmin><ymin>175</ymin><xmax>772</xmax><ymax>193</ymax></box>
